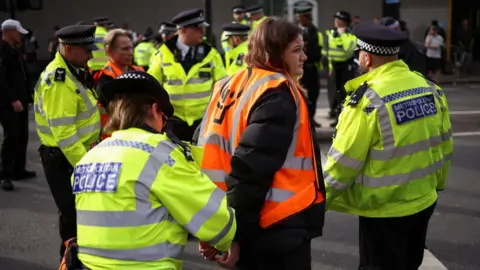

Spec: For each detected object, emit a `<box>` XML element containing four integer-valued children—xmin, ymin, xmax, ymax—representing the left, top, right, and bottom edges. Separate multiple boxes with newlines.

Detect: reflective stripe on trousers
<box><xmin>199</xmin><ymin>73</ymin><xmax>314</xmax><ymax>203</ymax></box>
<box><xmin>77</xmin><ymin>139</ymin><xmax>234</xmax><ymax>260</ymax></box>
<box><xmin>325</xmin><ymin>83</ymin><xmax>451</xmax><ymax>190</ymax></box>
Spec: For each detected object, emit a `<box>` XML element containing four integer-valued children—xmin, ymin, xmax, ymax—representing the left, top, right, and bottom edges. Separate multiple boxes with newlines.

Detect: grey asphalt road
<box><xmin>0</xmin><ymin>84</ymin><xmax>479</xmax><ymax>270</ymax></box>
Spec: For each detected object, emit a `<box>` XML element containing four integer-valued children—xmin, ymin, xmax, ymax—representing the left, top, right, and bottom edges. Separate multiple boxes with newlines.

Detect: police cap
<box><xmin>172</xmin><ymin>9</ymin><xmax>209</xmax><ymax>29</ymax></box>
<box><xmin>99</xmin><ymin>71</ymin><xmax>174</xmax><ymax>118</ymax></box>
<box><xmin>159</xmin><ymin>22</ymin><xmax>177</xmax><ymax>34</ymax></box>
<box><xmin>352</xmin><ymin>23</ymin><xmax>408</xmax><ymax>56</ymax></box>
<box><xmin>232</xmin><ymin>5</ymin><xmax>245</xmax><ymax>14</ymax></box>
<box><xmin>295</xmin><ymin>6</ymin><xmax>312</xmax><ymax>15</ymax></box>
<box><xmin>222</xmin><ymin>23</ymin><xmax>250</xmax><ymax>37</ymax></box>
<box><xmin>55</xmin><ymin>25</ymin><xmax>98</xmax><ymax>51</ymax></box>
<box><xmin>334</xmin><ymin>11</ymin><xmax>351</xmax><ymax>22</ymax></box>
<box><xmin>378</xmin><ymin>17</ymin><xmax>400</xmax><ymax>29</ymax></box>
<box><xmin>245</xmin><ymin>4</ymin><xmax>264</xmax><ymax>15</ymax></box>
<box><xmin>93</xmin><ymin>16</ymin><xmax>111</xmax><ymax>24</ymax></box>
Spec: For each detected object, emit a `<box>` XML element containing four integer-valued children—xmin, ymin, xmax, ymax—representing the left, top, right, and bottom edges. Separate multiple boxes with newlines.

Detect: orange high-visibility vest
<box><xmin>94</xmin><ymin>62</ymin><xmax>144</xmax><ymax>140</ymax></box>
<box><xmin>198</xmin><ymin>68</ymin><xmax>324</xmax><ymax>228</ymax></box>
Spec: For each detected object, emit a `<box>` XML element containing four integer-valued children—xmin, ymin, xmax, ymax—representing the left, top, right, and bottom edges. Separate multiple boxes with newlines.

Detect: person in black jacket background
<box><xmin>0</xmin><ymin>19</ymin><xmax>36</xmax><ymax>191</ymax></box>
<box><xmin>379</xmin><ymin>17</ymin><xmax>428</xmax><ymax>76</ymax></box>
<box><xmin>296</xmin><ymin>6</ymin><xmax>322</xmax><ymax>127</ymax></box>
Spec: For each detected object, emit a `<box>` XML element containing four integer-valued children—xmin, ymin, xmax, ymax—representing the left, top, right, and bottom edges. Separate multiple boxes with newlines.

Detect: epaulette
<box><xmin>53</xmin><ymin>68</ymin><xmax>66</xmax><ymax>82</ymax></box>
<box><xmin>413</xmin><ymin>70</ymin><xmax>438</xmax><ymax>86</ymax></box>
<box><xmin>348</xmin><ymin>82</ymin><xmax>368</xmax><ymax>107</ymax></box>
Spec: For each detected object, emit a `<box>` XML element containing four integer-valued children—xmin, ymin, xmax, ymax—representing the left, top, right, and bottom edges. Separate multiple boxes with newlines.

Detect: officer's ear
<box><xmin>365</xmin><ymin>52</ymin><xmax>373</xmax><ymax>68</ymax></box>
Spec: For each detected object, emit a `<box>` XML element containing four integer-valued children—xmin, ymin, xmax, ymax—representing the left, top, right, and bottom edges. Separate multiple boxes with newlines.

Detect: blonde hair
<box><xmin>103</xmin><ymin>28</ymin><xmax>132</xmax><ymax>50</ymax></box>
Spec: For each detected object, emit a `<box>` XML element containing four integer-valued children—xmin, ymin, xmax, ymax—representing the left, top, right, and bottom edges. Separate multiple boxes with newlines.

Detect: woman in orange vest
<box><xmin>195</xmin><ymin>17</ymin><xmax>326</xmax><ymax>269</ymax></box>
<box><xmin>93</xmin><ymin>28</ymin><xmax>144</xmax><ymax>140</ymax></box>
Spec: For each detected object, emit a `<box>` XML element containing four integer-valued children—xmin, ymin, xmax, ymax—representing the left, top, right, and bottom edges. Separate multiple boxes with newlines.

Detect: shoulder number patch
<box><xmin>72</xmin><ymin>162</ymin><xmax>123</xmax><ymax>194</ymax></box>
<box><xmin>236</xmin><ymin>53</ymin><xmax>245</xmax><ymax>66</ymax></box>
<box><xmin>392</xmin><ymin>94</ymin><xmax>437</xmax><ymax>125</ymax></box>
<box><xmin>348</xmin><ymin>82</ymin><xmax>368</xmax><ymax>107</ymax></box>
<box><xmin>54</xmin><ymin>68</ymin><xmax>66</xmax><ymax>82</ymax></box>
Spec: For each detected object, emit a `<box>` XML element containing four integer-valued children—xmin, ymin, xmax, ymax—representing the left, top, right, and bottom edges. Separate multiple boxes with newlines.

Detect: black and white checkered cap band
<box><xmin>159</xmin><ymin>25</ymin><xmax>177</xmax><ymax>33</ymax></box>
<box><xmin>177</xmin><ymin>16</ymin><xmax>207</xmax><ymax>28</ymax></box>
<box><xmin>247</xmin><ymin>8</ymin><xmax>263</xmax><ymax>14</ymax></box>
<box><xmin>357</xmin><ymin>39</ymin><xmax>400</xmax><ymax>56</ymax></box>
<box><xmin>224</xmin><ymin>30</ymin><xmax>249</xmax><ymax>36</ymax></box>
<box><xmin>59</xmin><ymin>36</ymin><xmax>95</xmax><ymax>45</ymax></box>
<box><xmin>118</xmin><ymin>73</ymin><xmax>148</xmax><ymax>80</ymax></box>
<box><xmin>233</xmin><ymin>8</ymin><xmax>245</xmax><ymax>13</ymax></box>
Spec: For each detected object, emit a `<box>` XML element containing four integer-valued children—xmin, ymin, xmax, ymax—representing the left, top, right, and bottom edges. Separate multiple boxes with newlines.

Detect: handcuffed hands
<box><xmin>198</xmin><ymin>241</ymin><xmax>240</xmax><ymax>269</ymax></box>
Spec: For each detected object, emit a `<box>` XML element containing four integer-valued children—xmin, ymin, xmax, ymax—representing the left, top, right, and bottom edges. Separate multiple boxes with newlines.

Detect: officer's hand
<box><xmin>11</xmin><ymin>100</ymin><xmax>23</xmax><ymax>112</ymax></box>
<box><xmin>216</xmin><ymin>242</ymin><xmax>240</xmax><ymax>269</ymax></box>
<box><xmin>198</xmin><ymin>242</ymin><xmax>217</xmax><ymax>261</ymax></box>
<box><xmin>329</xmin><ymin>71</ymin><xmax>333</xmax><ymax>78</ymax></box>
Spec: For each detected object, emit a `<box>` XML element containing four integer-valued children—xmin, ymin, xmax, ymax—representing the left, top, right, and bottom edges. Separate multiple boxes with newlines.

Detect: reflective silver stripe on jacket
<box><xmin>199</xmin><ymin>73</ymin><xmax>315</xmax><ymax>203</ymax></box>
<box><xmin>79</xmin><ymin>241</ymin><xmax>184</xmax><ymax>262</ymax></box>
<box><xmin>165</xmin><ymin>77</ymin><xmax>211</xmax><ymax>86</ymax></box>
<box><xmin>77</xmin><ymin>139</ymin><xmax>234</xmax><ymax>259</ymax></box>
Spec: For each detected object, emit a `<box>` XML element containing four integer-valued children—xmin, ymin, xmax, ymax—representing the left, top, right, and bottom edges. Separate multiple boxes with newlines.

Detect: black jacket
<box><xmin>205</xmin><ymin>82</ymin><xmax>326</xmax><ymax>253</ymax></box>
<box><xmin>0</xmin><ymin>40</ymin><xmax>31</xmax><ymax>107</ymax></box>
<box><xmin>399</xmin><ymin>40</ymin><xmax>427</xmax><ymax>76</ymax></box>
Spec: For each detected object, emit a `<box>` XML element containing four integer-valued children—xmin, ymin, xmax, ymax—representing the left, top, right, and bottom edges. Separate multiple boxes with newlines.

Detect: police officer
<box><xmin>327</xmin><ymin>11</ymin><xmax>357</xmax><ymax>127</ymax></box>
<box><xmin>379</xmin><ymin>17</ymin><xmax>428</xmax><ymax>76</ymax></box>
<box><xmin>245</xmin><ymin>4</ymin><xmax>268</xmax><ymax>30</ymax></box>
<box><xmin>222</xmin><ymin>23</ymin><xmax>249</xmax><ymax>76</ymax></box>
<box><xmin>134</xmin><ymin>30</ymin><xmax>156</xmax><ymax>70</ymax></box>
<box><xmin>295</xmin><ymin>6</ymin><xmax>322</xmax><ymax>127</ymax></box>
<box><xmin>148</xmin><ymin>9</ymin><xmax>227</xmax><ymax>142</ymax></box>
<box><xmin>34</xmin><ymin>24</ymin><xmax>101</xmax><ymax>258</ymax></box>
<box><xmin>68</xmin><ymin>71</ymin><xmax>238</xmax><ymax>269</ymax></box>
<box><xmin>323</xmin><ymin>23</ymin><xmax>454</xmax><ymax>270</ymax></box>
<box><xmin>88</xmin><ymin>16</ymin><xmax>110</xmax><ymax>74</ymax></box>
<box><xmin>221</xmin><ymin>5</ymin><xmax>249</xmax><ymax>52</ymax></box>
<box><xmin>158</xmin><ymin>21</ymin><xmax>177</xmax><ymax>43</ymax></box>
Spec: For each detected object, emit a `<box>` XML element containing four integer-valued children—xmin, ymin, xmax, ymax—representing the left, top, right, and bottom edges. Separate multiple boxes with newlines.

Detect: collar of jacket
<box><xmin>344</xmin><ymin>59</ymin><xmax>409</xmax><ymax>94</ymax></box>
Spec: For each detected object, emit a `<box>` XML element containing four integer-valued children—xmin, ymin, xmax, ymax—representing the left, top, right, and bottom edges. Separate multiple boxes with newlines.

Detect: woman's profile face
<box><xmin>282</xmin><ymin>34</ymin><xmax>307</xmax><ymax>77</ymax></box>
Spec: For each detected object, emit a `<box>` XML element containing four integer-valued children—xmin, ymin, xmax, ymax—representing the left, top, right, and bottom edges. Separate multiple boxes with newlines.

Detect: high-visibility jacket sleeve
<box><xmin>324</xmin><ymin>102</ymin><xmax>375</xmax><ymax>202</ymax></box>
<box><xmin>212</xmin><ymin>50</ymin><xmax>227</xmax><ymax>82</ymax></box>
<box><xmin>437</xmin><ymin>90</ymin><xmax>454</xmax><ymax>191</ymax></box>
<box><xmin>340</xmin><ymin>33</ymin><xmax>357</xmax><ymax>55</ymax></box>
<box><xmin>42</xmin><ymin>81</ymin><xmax>87</xmax><ymax>166</ymax></box>
<box><xmin>152</xmin><ymin>145</ymin><xmax>236</xmax><ymax>252</ymax></box>
<box><xmin>147</xmin><ymin>52</ymin><xmax>164</xmax><ymax>84</ymax></box>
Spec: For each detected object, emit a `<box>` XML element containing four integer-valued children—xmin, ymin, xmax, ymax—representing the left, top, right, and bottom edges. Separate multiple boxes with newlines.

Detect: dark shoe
<box><xmin>1</xmin><ymin>180</ymin><xmax>14</xmax><ymax>191</ymax></box>
<box><xmin>12</xmin><ymin>170</ymin><xmax>36</xmax><ymax>181</ymax></box>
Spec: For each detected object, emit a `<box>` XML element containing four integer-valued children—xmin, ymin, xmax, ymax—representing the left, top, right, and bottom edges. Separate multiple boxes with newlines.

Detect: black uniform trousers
<box><xmin>0</xmin><ymin>108</ymin><xmax>29</xmax><ymax>175</ymax></box>
<box><xmin>39</xmin><ymin>145</ymin><xmax>77</xmax><ymax>258</ymax></box>
<box><xmin>235</xmin><ymin>240</ymin><xmax>312</xmax><ymax>270</ymax></box>
<box><xmin>167</xmin><ymin>117</ymin><xmax>202</xmax><ymax>143</ymax></box>
<box><xmin>300</xmin><ymin>66</ymin><xmax>320</xmax><ymax>118</ymax></box>
<box><xmin>359</xmin><ymin>201</ymin><xmax>436</xmax><ymax>270</ymax></box>
<box><xmin>331</xmin><ymin>60</ymin><xmax>355</xmax><ymax>117</ymax></box>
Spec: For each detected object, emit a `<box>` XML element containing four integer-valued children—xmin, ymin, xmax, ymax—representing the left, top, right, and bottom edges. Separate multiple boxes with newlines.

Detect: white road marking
<box><xmin>449</xmin><ymin>110</ymin><xmax>480</xmax><ymax>115</ymax></box>
<box><xmin>453</xmin><ymin>131</ymin><xmax>480</xmax><ymax>137</ymax></box>
<box><xmin>420</xmin><ymin>249</ymin><xmax>448</xmax><ymax>270</ymax></box>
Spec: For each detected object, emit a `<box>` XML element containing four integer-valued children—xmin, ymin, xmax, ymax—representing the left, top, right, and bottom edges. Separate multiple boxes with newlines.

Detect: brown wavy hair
<box><xmin>245</xmin><ymin>17</ymin><xmax>302</xmax><ymax>75</ymax></box>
